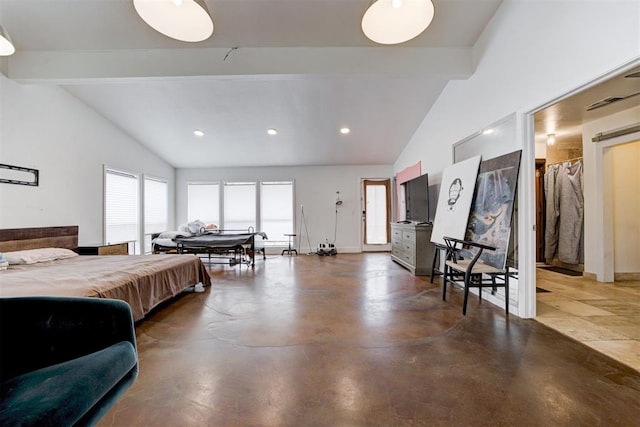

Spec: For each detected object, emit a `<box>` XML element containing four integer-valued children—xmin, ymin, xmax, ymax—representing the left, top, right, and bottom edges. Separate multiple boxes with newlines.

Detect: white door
<box><xmin>361</xmin><ymin>179</ymin><xmax>392</xmax><ymax>252</ymax></box>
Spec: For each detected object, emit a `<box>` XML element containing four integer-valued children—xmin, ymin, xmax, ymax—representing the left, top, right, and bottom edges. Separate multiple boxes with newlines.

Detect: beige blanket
<box><xmin>0</xmin><ymin>254</ymin><xmax>211</xmax><ymax>321</ymax></box>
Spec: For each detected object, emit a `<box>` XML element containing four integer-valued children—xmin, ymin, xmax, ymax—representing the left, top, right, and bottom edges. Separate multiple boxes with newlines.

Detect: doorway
<box><xmin>530</xmin><ymin>62</ymin><xmax>640</xmax><ymax>370</ymax></box>
<box><xmin>361</xmin><ymin>179</ymin><xmax>391</xmax><ymax>252</ymax></box>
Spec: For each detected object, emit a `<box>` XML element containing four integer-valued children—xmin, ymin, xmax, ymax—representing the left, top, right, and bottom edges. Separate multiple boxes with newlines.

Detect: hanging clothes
<box><xmin>544</xmin><ymin>164</ymin><xmax>561</xmax><ymax>259</ymax></box>
<box><xmin>557</xmin><ymin>160</ymin><xmax>584</xmax><ymax>264</ymax></box>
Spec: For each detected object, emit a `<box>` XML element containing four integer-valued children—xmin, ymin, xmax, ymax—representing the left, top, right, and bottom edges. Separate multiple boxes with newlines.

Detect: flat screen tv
<box><xmin>404</xmin><ymin>173</ymin><xmax>430</xmax><ymax>224</ymax></box>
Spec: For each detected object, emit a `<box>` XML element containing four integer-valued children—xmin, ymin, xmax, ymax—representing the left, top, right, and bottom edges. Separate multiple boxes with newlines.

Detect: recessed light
<box><xmin>267</xmin><ymin>128</ymin><xmax>278</xmax><ymax>136</ymax></box>
<box><xmin>482</xmin><ymin>128</ymin><xmax>494</xmax><ymax>135</ymax></box>
<box><xmin>340</xmin><ymin>127</ymin><xmax>350</xmax><ymax>134</ymax></box>
<box><xmin>193</xmin><ymin>129</ymin><xmax>204</xmax><ymax>137</ymax></box>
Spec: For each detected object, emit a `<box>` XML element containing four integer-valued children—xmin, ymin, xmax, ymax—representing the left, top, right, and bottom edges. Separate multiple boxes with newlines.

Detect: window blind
<box><xmin>187</xmin><ymin>183</ymin><xmax>220</xmax><ymax>226</ymax></box>
<box><xmin>105</xmin><ymin>169</ymin><xmax>139</xmax><ymax>252</ymax></box>
<box><xmin>224</xmin><ymin>182</ymin><xmax>256</xmax><ymax>231</ymax></box>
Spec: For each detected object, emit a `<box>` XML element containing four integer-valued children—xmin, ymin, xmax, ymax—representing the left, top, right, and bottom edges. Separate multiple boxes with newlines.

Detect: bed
<box><xmin>0</xmin><ymin>226</ymin><xmax>211</xmax><ymax>321</ymax></box>
<box><xmin>153</xmin><ymin>229</ymin><xmax>266</xmax><ymax>267</ymax></box>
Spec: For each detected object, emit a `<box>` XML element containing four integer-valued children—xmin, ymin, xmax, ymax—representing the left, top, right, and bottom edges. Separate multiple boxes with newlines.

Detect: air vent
<box><xmin>586</xmin><ymin>92</ymin><xmax>640</xmax><ymax>111</ymax></box>
<box><xmin>624</xmin><ymin>71</ymin><xmax>640</xmax><ymax>78</ymax></box>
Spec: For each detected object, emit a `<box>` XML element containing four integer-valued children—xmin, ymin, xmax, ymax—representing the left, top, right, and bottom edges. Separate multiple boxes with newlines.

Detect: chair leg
<box><xmin>430</xmin><ymin>247</ymin><xmax>439</xmax><ymax>284</ymax></box>
<box><xmin>505</xmin><ymin>267</ymin><xmax>510</xmax><ymax>315</ymax></box>
<box><xmin>442</xmin><ymin>264</ymin><xmax>447</xmax><ymax>301</ymax></box>
<box><xmin>462</xmin><ymin>274</ymin><xmax>471</xmax><ymax>315</ymax></box>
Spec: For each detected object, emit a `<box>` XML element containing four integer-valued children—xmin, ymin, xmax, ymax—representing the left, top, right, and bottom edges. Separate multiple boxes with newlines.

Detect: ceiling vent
<box><xmin>585</xmin><ymin>92</ymin><xmax>640</xmax><ymax>111</ymax></box>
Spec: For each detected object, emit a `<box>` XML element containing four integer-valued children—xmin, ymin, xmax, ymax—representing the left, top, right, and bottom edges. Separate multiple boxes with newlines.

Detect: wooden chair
<box><xmin>429</xmin><ymin>243</ymin><xmax>447</xmax><ymax>283</ymax></box>
<box><xmin>442</xmin><ymin>236</ymin><xmax>510</xmax><ymax>315</ymax></box>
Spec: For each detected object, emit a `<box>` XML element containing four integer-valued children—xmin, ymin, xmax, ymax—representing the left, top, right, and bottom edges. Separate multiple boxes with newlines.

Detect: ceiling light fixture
<box><xmin>267</xmin><ymin>128</ymin><xmax>278</xmax><ymax>136</ymax></box>
<box><xmin>133</xmin><ymin>0</ymin><xmax>214</xmax><ymax>42</ymax></box>
<box><xmin>547</xmin><ymin>134</ymin><xmax>556</xmax><ymax>146</ymax></box>
<box><xmin>193</xmin><ymin>129</ymin><xmax>204</xmax><ymax>137</ymax></box>
<box><xmin>0</xmin><ymin>24</ymin><xmax>16</xmax><ymax>56</ymax></box>
<box><xmin>482</xmin><ymin>128</ymin><xmax>494</xmax><ymax>135</ymax></box>
<box><xmin>361</xmin><ymin>0</ymin><xmax>435</xmax><ymax>45</ymax></box>
<box><xmin>340</xmin><ymin>127</ymin><xmax>351</xmax><ymax>134</ymax></box>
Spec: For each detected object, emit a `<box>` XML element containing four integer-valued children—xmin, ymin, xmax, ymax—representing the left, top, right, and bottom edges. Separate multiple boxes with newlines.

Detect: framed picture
<box><xmin>465</xmin><ymin>150</ymin><xmax>522</xmax><ymax>269</ymax></box>
<box><xmin>431</xmin><ymin>155</ymin><xmax>482</xmax><ymax>245</ymax></box>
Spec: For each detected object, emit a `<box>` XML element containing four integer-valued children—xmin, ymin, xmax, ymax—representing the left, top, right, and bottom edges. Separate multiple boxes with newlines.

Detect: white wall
<box><xmin>394</xmin><ymin>0</ymin><xmax>640</xmax><ymax>317</ymax></box>
<box><xmin>177</xmin><ymin>165</ymin><xmax>393</xmax><ymax>253</ymax></box>
<box><xmin>396</xmin><ymin>0</ymin><xmax>639</xmax><ymax>177</ymax></box>
<box><xmin>0</xmin><ymin>74</ymin><xmax>176</xmax><ymax>244</ymax></box>
<box><xmin>583</xmin><ymin>105</ymin><xmax>640</xmax><ymax>281</ymax></box>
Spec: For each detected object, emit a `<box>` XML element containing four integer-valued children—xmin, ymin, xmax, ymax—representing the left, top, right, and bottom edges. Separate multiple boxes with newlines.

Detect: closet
<box><xmin>544</xmin><ymin>157</ymin><xmax>584</xmax><ymax>266</ymax></box>
<box><xmin>536</xmin><ymin>143</ymin><xmax>584</xmax><ymax>272</ymax></box>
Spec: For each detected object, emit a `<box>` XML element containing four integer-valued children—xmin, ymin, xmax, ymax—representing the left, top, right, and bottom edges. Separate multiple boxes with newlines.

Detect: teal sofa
<box><xmin>0</xmin><ymin>297</ymin><xmax>138</xmax><ymax>426</ymax></box>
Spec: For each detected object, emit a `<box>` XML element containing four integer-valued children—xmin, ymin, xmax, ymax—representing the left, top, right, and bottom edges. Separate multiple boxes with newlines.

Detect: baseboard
<box><xmin>583</xmin><ymin>272</ymin><xmax>597</xmax><ymax>281</ymax></box>
<box><xmin>614</xmin><ymin>272</ymin><xmax>640</xmax><ymax>281</ymax></box>
<box><xmin>545</xmin><ymin>258</ymin><xmax>583</xmax><ymax>272</ymax></box>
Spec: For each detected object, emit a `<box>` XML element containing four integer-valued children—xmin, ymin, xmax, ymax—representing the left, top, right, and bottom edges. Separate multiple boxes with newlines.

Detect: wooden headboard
<box><xmin>0</xmin><ymin>226</ymin><xmax>79</xmax><ymax>252</ymax></box>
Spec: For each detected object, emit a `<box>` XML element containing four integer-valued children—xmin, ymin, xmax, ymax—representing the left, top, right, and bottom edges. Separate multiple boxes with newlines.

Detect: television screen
<box><xmin>405</xmin><ymin>173</ymin><xmax>430</xmax><ymax>223</ymax></box>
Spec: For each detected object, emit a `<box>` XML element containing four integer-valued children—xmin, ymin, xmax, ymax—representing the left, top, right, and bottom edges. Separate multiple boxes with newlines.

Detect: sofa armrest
<box><xmin>0</xmin><ymin>296</ymin><xmax>137</xmax><ymax>382</ymax></box>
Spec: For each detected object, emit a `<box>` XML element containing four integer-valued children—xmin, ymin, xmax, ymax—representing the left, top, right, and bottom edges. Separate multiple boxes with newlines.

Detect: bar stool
<box><xmin>282</xmin><ymin>233</ymin><xmax>298</xmax><ymax>256</ymax></box>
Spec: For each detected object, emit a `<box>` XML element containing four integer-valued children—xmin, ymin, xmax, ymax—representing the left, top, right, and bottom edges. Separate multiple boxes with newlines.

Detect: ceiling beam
<box><xmin>7</xmin><ymin>47</ymin><xmax>473</xmax><ymax>83</ymax></box>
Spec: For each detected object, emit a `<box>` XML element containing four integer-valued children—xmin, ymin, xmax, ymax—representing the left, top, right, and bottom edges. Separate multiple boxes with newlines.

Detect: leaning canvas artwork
<box><xmin>431</xmin><ymin>155</ymin><xmax>482</xmax><ymax>245</ymax></box>
<box><xmin>465</xmin><ymin>150</ymin><xmax>522</xmax><ymax>269</ymax></box>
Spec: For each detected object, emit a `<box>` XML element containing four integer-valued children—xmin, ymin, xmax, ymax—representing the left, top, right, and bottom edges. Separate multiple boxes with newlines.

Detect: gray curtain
<box><xmin>544</xmin><ymin>160</ymin><xmax>584</xmax><ymax>264</ymax></box>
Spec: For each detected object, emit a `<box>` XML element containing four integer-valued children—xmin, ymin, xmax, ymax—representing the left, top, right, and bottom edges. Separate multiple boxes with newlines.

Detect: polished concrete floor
<box><xmin>535</xmin><ymin>267</ymin><xmax>640</xmax><ymax>372</ymax></box>
<box><xmin>99</xmin><ymin>253</ymin><xmax>640</xmax><ymax>426</ymax></box>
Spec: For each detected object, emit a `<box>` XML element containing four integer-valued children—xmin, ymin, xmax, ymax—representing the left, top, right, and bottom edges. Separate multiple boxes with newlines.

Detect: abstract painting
<box><xmin>464</xmin><ymin>150</ymin><xmax>522</xmax><ymax>269</ymax></box>
<box><xmin>431</xmin><ymin>155</ymin><xmax>482</xmax><ymax>245</ymax></box>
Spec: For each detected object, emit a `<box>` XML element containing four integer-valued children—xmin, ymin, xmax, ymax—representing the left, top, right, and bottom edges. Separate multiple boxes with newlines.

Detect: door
<box><xmin>535</xmin><ymin>159</ymin><xmax>546</xmax><ymax>262</ymax></box>
<box><xmin>361</xmin><ymin>179</ymin><xmax>391</xmax><ymax>252</ymax></box>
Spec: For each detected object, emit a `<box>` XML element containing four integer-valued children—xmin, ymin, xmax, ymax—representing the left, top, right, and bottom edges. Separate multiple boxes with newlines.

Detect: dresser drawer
<box><xmin>403</xmin><ymin>242</ymin><xmax>415</xmax><ymax>253</ymax></box>
<box><xmin>392</xmin><ymin>228</ymin><xmax>402</xmax><ymax>239</ymax></box>
<box><xmin>392</xmin><ymin>247</ymin><xmax>405</xmax><ymax>258</ymax></box>
<box><xmin>401</xmin><ymin>252</ymin><xmax>415</xmax><ymax>265</ymax></box>
<box><xmin>402</xmin><ymin>231</ymin><xmax>415</xmax><ymax>242</ymax></box>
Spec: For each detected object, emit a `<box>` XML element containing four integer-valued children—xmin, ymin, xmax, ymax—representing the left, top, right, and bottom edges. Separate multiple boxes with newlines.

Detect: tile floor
<box><xmin>535</xmin><ymin>267</ymin><xmax>640</xmax><ymax>371</ymax></box>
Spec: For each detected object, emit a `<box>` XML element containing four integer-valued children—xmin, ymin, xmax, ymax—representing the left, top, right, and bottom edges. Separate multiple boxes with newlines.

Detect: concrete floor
<box><xmin>99</xmin><ymin>253</ymin><xmax>640</xmax><ymax>426</ymax></box>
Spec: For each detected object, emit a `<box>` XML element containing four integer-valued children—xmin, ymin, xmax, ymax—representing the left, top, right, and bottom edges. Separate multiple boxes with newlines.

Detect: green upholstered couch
<box><xmin>0</xmin><ymin>297</ymin><xmax>138</xmax><ymax>426</ymax></box>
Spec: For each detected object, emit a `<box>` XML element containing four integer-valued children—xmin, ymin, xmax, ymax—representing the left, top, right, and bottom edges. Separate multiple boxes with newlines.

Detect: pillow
<box><xmin>157</xmin><ymin>230</ymin><xmax>192</xmax><ymax>239</ymax></box>
<box><xmin>187</xmin><ymin>220</ymin><xmax>206</xmax><ymax>235</ymax></box>
<box><xmin>3</xmin><ymin>248</ymin><xmax>79</xmax><ymax>265</ymax></box>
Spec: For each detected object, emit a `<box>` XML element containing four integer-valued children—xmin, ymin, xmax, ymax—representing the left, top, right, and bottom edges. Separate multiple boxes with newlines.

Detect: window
<box><xmin>224</xmin><ymin>182</ymin><xmax>256</xmax><ymax>231</ymax></box>
<box><xmin>260</xmin><ymin>181</ymin><xmax>294</xmax><ymax>246</ymax></box>
<box><xmin>187</xmin><ymin>183</ymin><xmax>220</xmax><ymax>226</ymax></box>
<box><xmin>105</xmin><ymin>169</ymin><xmax>139</xmax><ymax>254</ymax></box>
<box><xmin>144</xmin><ymin>177</ymin><xmax>168</xmax><ymax>254</ymax></box>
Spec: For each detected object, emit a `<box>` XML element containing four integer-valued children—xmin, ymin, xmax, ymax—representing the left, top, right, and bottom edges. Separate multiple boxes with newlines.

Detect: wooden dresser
<box><xmin>390</xmin><ymin>222</ymin><xmax>434</xmax><ymax>276</ymax></box>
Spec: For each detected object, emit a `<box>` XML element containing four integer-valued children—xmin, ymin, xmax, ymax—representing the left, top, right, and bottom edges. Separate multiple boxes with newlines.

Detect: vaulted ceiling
<box><xmin>1</xmin><ymin>0</ymin><xmax>503</xmax><ymax>168</ymax></box>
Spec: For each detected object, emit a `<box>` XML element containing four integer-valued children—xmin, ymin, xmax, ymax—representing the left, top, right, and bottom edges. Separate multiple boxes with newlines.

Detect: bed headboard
<box><xmin>0</xmin><ymin>226</ymin><xmax>79</xmax><ymax>252</ymax></box>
